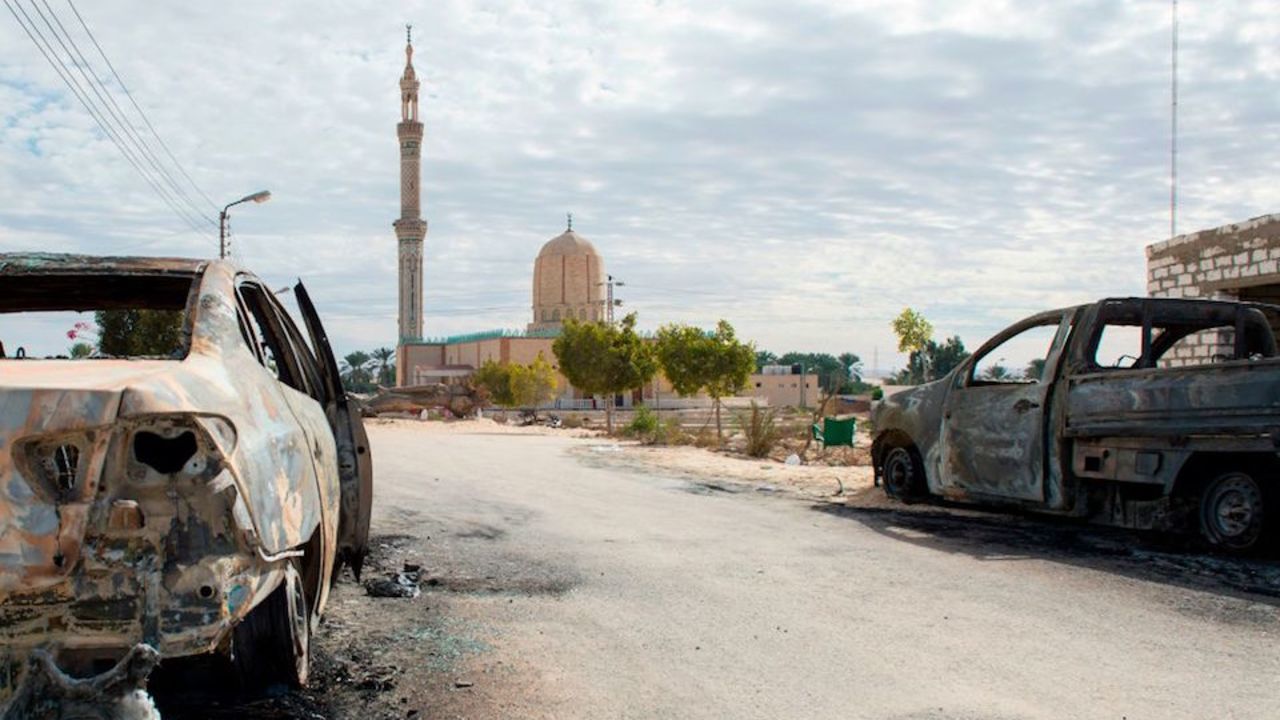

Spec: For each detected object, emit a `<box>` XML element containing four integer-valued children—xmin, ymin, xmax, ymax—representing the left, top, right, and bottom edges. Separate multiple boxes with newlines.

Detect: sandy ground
<box><xmin>156</xmin><ymin>419</ymin><xmax>1280</xmax><ymax>719</ymax></box>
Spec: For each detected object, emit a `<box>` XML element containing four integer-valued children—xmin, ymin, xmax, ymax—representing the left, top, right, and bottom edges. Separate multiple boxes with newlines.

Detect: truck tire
<box><xmin>1199</xmin><ymin>469</ymin><xmax>1273</xmax><ymax>554</ymax></box>
<box><xmin>882</xmin><ymin>446</ymin><xmax>925</xmax><ymax>501</ymax></box>
<box><xmin>232</xmin><ymin>561</ymin><xmax>310</xmax><ymax>693</ymax></box>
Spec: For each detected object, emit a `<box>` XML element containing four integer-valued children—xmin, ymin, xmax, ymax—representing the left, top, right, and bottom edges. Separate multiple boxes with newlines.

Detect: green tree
<box><xmin>892</xmin><ymin>308</ymin><xmax>933</xmax><ymax>355</ymax></box>
<box><xmin>892</xmin><ymin>335</ymin><xmax>970</xmax><ymax>385</ymax></box>
<box><xmin>94</xmin><ymin>310</ymin><xmax>183</xmax><ymax>357</ymax></box>
<box><xmin>68</xmin><ymin>342</ymin><xmax>93</xmax><ymax>359</ymax></box>
<box><xmin>474</xmin><ymin>359</ymin><xmax>516</xmax><ymax>408</ymax></box>
<box><xmin>980</xmin><ymin>364</ymin><xmax>1011</xmax><ymax>381</ymax></box>
<box><xmin>1025</xmin><ymin>357</ymin><xmax>1047</xmax><ymax>381</ymax></box>
<box><xmin>553</xmin><ymin>313</ymin><xmax>657</xmax><ymax>433</ymax></box>
<box><xmin>776</xmin><ymin>352</ymin><xmax>848</xmax><ymax>394</ymax></box>
<box><xmin>755</xmin><ymin>349</ymin><xmax>778</xmax><ymax>370</ymax></box>
<box><xmin>655</xmin><ymin>320</ymin><xmax>754</xmax><ymax>441</ymax></box>
<box><xmin>340</xmin><ymin>350</ymin><xmax>374</xmax><ymax>392</ymax></box>
<box><xmin>509</xmin><ymin>353</ymin><xmax>559</xmax><ymax>418</ymax></box>
<box><xmin>371</xmin><ymin>346</ymin><xmax>396</xmax><ymax>387</ymax></box>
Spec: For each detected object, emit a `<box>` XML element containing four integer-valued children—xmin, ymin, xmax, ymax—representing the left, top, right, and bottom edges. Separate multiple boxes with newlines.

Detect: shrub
<box><xmin>654</xmin><ymin>417</ymin><xmax>687</xmax><ymax>445</ymax></box>
<box><xmin>737</xmin><ymin>401</ymin><xmax>779</xmax><ymax>458</ymax></box>
<box><xmin>560</xmin><ymin>414</ymin><xmax>585</xmax><ymax>429</ymax></box>
<box><xmin>624</xmin><ymin>405</ymin><xmax>659</xmax><ymax>439</ymax></box>
<box><xmin>871</xmin><ymin>386</ymin><xmax>884</xmax><ymax>401</ymax></box>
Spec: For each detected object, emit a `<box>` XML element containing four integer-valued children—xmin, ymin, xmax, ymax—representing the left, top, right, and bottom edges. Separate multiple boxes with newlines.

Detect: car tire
<box><xmin>1199</xmin><ymin>469</ymin><xmax>1273</xmax><ymax>554</ymax></box>
<box><xmin>233</xmin><ymin>560</ymin><xmax>310</xmax><ymax>693</ymax></box>
<box><xmin>882</xmin><ymin>446</ymin><xmax>925</xmax><ymax>501</ymax></box>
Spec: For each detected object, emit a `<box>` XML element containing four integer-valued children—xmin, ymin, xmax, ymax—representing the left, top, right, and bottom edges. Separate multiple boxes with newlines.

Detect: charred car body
<box><xmin>873</xmin><ymin>297</ymin><xmax>1280</xmax><ymax>553</ymax></box>
<box><xmin>0</xmin><ymin>254</ymin><xmax>372</xmax><ymax>696</ymax></box>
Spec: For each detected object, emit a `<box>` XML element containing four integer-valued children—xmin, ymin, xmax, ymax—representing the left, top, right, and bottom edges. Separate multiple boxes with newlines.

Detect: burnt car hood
<box><xmin>0</xmin><ymin>358</ymin><xmax>244</xmax><ymax>595</ymax></box>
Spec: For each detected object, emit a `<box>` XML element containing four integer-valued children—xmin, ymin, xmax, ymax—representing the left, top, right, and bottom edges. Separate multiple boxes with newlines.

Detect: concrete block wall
<box><xmin>1146</xmin><ymin>214</ymin><xmax>1280</xmax><ymax>367</ymax></box>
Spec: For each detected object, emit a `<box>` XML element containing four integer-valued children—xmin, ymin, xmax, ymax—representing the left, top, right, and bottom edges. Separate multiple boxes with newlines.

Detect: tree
<box><xmin>1025</xmin><ymin>357</ymin><xmax>1047</xmax><ymax>381</ymax></box>
<box><xmin>371</xmin><ymin>347</ymin><xmax>396</xmax><ymax>387</ymax></box>
<box><xmin>68</xmin><ymin>342</ymin><xmax>93</xmax><ymax>359</ymax></box>
<box><xmin>892</xmin><ymin>308</ymin><xmax>934</xmax><ymax>380</ymax></box>
<box><xmin>980</xmin><ymin>364</ymin><xmax>1011</xmax><ymax>381</ymax></box>
<box><xmin>838</xmin><ymin>352</ymin><xmax>863</xmax><ymax>384</ymax></box>
<box><xmin>776</xmin><ymin>352</ymin><xmax>846</xmax><ymax>394</ymax></box>
<box><xmin>474</xmin><ymin>359</ymin><xmax>515</xmax><ymax>408</ymax></box>
<box><xmin>94</xmin><ymin>310</ymin><xmax>183</xmax><ymax>357</ymax></box>
<box><xmin>755</xmin><ymin>349</ymin><xmax>778</xmax><ymax>370</ymax></box>
<box><xmin>892</xmin><ymin>308</ymin><xmax>933</xmax><ymax>355</ymax></box>
<box><xmin>340</xmin><ymin>351</ymin><xmax>374</xmax><ymax>392</ymax></box>
<box><xmin>553</xmin><ymin>313</ymin><xmax>657</xmax><ymax>433</ymax></box>
<box><xmin>655</xmin><ymin>320</ymin><xmax>755</xmax><ymax>441</ymax></box>
<box><xmin>509</xmin><ymin>353</ymin><xmax>559</xmax><ymax>417</ymax></box>
<box><xmin>892</xmin><ymin>335</ymin><xmax>970</xmax><ymax>385</ymax></box>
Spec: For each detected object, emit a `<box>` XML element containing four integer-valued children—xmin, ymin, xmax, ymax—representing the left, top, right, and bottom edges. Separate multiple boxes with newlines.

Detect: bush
<box><xmin>560</xmin><ymin>414</ymin><xmax>586</xmax><ymax>429</ymax></box>
<box><xmin>624</xmin><ymin>406</ymin><xmax>659</xmax><ymax>439</ymax></box>
<box><xmin>870</xmin><ymin>386</ymin><xmax>884</xmax><ymax>401</ymax></box>
<box><xmin>654</xmin><ymin>417</ymin><xmax>687</xmax><ymax>445</ymax></box>
<box><xmin>736</xmin><ymin>401</ymin><xmax>779</xmax><ymax>458</ymax></box>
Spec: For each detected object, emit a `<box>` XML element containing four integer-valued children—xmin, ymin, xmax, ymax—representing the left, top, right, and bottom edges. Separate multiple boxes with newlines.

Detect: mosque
<box><xmin>389</xmin><ymin>31</ymin><xmax>813</xmax><ymax>409</ymax></box>
<box><xmin>391</xmin><ymin>32</ymin><xmax>632</xmax><ymax>405</ymax></box>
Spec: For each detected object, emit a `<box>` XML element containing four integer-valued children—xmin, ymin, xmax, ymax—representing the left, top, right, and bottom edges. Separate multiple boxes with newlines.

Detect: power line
<box><xmin>64</xmin><ymin>0</ymin><xmax>218</xmax><ymax>213</ymax></box>
<box><xmin>4</xmin><ymin>0</ymin><xmax>213</xmax><ymax>236</ymax></box>
<box><xmin>29</xmin><ymin>0</ymin><xmax>214</xmax><ymax>228</ymax></box>
<box><xmin>33</xmin><ymin>0</ymin><xmax>213</xmax><ymax>226</ymax></box>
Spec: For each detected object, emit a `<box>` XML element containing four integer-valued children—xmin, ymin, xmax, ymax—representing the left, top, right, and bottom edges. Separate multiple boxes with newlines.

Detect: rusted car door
<box><xmin>292</xmin><ymin>282</ymin><xmax>373</xmax><ymax>579</ymax></box>
<box><xmin>939</xmin><ymin>312</ymin><xmax>1072</xmax><ymax>502</ymax></box>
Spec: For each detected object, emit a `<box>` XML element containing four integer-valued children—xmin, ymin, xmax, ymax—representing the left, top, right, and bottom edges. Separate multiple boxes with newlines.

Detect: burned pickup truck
<box><xmin>0</xmin><ymin>254</ymin><xmax>372</xmax><ymax>699</ymax></box>
<box><xmin>873</xmin><ymin>297</ymin><xmax>1280</xmax><ymax>553</ymax></box>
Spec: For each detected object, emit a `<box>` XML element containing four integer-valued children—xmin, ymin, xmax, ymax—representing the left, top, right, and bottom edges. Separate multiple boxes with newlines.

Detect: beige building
<box><xmin>529</xmin><ymin>221</ymin><xmax>605</xmax><ymax>331</ymax></box>
<box><xmin>747</xmin><ymin>366</ymin><xmax>820</xmax><ymax>408</ymax></box>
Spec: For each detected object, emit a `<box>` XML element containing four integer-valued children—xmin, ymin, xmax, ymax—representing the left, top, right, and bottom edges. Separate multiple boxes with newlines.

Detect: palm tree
<box><xmin>371</xmin><ymin>347</ymin><xmax>396</xmax><ymax>387</ymax></box>
<box><xmin>340</xmin><ymin>350</ymin><xmax>373</xmax><ymax>392</ymax></box>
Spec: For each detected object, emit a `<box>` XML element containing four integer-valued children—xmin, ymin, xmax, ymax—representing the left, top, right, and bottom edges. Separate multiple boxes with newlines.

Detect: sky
<box><xmin>1</xmin><ymin>0</ymin><xmax>1277</xmax><ymax>374</ymax></box>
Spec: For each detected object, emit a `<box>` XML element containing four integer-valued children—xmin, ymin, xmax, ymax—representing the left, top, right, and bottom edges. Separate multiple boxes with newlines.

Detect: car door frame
<box><xmin>291</xmin><ymin>280</ymin><xmax>374</xmax><ymax>580</ymax></box>
<box><xmin>938</xmin><ymin>310</ymin><xmax>1073</xmax><ymax>503</ymax></box>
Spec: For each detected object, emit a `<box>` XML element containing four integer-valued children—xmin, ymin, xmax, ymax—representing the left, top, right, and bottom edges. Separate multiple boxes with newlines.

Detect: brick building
<box><xmin>1145</xmin><ymin>213</ymin><xmax>1280</xmax><ymax>365</ymax></box>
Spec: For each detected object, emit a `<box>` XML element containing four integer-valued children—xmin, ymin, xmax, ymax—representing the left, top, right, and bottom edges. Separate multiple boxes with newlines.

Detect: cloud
<box><xmin>1</xmin><ymin>0</ymin><xmax>1277</xmax><ymax>373</ymax></box>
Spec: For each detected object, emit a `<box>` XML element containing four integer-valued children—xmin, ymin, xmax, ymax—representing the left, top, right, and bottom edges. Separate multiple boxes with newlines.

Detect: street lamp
<box><xmin>219</xmin><ymin>190</ymin><xmax>272</xmax><ymax>259</ymax></box>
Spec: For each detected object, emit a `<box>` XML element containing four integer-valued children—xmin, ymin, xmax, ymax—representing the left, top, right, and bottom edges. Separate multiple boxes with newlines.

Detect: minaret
<box><xmin>394</xmin><ymin>25</ymin><xmax>426</xmax><ymax>343</ymax></box>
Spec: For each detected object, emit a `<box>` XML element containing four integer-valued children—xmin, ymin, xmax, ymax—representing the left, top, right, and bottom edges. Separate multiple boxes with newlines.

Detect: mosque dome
<box><xmin>530</xmin><ymin>227</ymin><xmax>605</xmax><ymax>331</ymax></box>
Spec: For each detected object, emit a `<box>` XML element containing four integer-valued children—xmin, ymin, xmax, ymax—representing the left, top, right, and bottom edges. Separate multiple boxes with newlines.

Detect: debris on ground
<box><xmin>364</xmin><ymin>563</ymin><xmax>423</xmax><ymax>598</ymax></box>
<box><xmin>1</xmin><ymin>643</ymin><xmax>161</xmax><ymax>720</ymax></box>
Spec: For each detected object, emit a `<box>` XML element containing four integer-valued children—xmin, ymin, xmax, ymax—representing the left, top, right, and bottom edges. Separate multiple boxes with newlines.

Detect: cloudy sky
<box><xmin>1</xmin><ymin>0</ymin><xmax>1277</xmax><ymax>372</ymax></box>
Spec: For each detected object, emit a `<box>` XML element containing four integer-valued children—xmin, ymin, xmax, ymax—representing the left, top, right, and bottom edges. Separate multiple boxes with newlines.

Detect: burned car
<box><xmin>0</xmin><ymin>254</ymin><xmax>372</xmax><ymax>697</ymax></box>
<box><xmin>872</xmin><ymin>297</ymin><xmax>1280</xmax><ymax>553</ymax></box>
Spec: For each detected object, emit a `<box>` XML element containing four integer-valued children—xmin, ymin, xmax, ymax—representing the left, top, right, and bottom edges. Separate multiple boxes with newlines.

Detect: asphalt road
<box><xmin>314</xmin><ymin>422</ymin><xmax>1280</xmax><ymax>720</ymax></box>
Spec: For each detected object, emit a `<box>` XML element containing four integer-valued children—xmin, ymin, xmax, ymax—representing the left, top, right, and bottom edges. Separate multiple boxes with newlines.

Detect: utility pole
<box><xmin>219</xmin><ymin>190</ymin><xmax>271</xmax><ymax>259</ymax></box>
<box><xmin>601</xmin><ymin>274</ymin><xmax>624</xmax><ymax>324</ymax></box>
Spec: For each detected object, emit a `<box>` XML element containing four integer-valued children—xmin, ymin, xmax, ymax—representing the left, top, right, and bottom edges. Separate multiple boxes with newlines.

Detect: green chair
<box><xmin>811</xmin><ymin>415</ymin><xmax>857</xmax><ymax>449</ymax></box>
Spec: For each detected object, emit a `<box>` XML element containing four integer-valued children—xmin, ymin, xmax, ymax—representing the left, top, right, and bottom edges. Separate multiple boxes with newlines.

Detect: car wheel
<box><xmin>1199</xmin><ymin>469</ymin><xmax>1272</xmax><ymax>554</ymax></box>
<box><xmin>882</xmin><ymin>446</ymin><xmax>924</xmax><ymax>500</ymax></box>
<box><xmin>233</xmin><ymin>560</ymin><xmax>310</xmax><ymax>693</ymax></box>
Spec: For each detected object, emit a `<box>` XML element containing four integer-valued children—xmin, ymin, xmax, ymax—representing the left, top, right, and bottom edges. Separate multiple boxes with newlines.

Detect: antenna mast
<box><xmin>1170</xmin><ymin>0</ymin><xmax>1178</xmax><ymax>239</ymax></box>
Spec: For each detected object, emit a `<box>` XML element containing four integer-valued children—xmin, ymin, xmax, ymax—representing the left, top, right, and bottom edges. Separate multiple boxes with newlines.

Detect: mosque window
<box><xmin>552</xmin><ymin>309</ymin><xmax>560</xmax><ymax>321</ymax></box>
<box><xmin>579</xmin><ymin>308</ymin><xmax>586</xmax><ymax>320</ymax></box>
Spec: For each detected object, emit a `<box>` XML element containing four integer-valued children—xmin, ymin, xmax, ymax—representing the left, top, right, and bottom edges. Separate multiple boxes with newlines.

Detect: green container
<box><xmin>811</xmin><ymin>415</ymin><xmax>856</xmax><ymax>447</ymax></box>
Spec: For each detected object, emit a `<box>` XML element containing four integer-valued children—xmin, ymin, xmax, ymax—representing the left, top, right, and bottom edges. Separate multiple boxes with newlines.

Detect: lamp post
<box><xmin>219</xmin><ymin>190</ymin><xmax>272</xmax><ymax>259</ymax></box>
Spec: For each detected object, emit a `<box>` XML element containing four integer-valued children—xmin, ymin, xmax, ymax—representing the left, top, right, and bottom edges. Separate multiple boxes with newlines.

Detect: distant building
<box><xmin>1146</xmin><ymin>213</ymin><xmax>1280</xmax><ymax>366</ymax></box>
<box><xmin>748</xmin><ymin>365</ymin><xmax>819</xmax><ymax>408</ymax></box>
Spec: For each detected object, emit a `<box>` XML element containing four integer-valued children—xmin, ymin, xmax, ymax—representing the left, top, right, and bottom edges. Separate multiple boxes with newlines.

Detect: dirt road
<box><xmin>168</xmin><ymin>420</ymin><xmax>1280</xmax><ymax>719</ymax></box>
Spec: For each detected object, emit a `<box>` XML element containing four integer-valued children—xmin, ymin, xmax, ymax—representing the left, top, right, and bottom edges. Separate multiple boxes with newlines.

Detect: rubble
<box><xmin>364</xmin><ymin>564</ymin><xmax>423</xmax><ymax>599</ymax></box>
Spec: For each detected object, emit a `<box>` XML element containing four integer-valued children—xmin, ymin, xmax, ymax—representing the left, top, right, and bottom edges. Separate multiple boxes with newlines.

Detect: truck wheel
<box><xmin>233</xmin><ymin>561</ymin><xmax>311</xmax><ymax>693</ymax></box>
<box><xmin>882</xmin><ymin>446</ymin><xmax>924</xmax><ymax>501</ymax></box>
<box><xmin>1199</xmin><ymin>469</ymin><xmax>1272</xmax><ymax>553</ymax></box>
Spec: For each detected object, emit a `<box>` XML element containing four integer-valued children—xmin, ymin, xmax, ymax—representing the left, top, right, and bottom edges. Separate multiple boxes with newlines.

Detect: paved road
<box><xmin>325</xmin><ymin>423</ymin><xmax>1279</xmax><ymax>720</ymax></box>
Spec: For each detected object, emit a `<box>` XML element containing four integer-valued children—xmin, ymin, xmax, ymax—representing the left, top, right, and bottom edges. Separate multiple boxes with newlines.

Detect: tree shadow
<box><xmin>810</xmin><ymin>500</ymin><xmax>1280</xmax><ymax>605</ymax></box>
